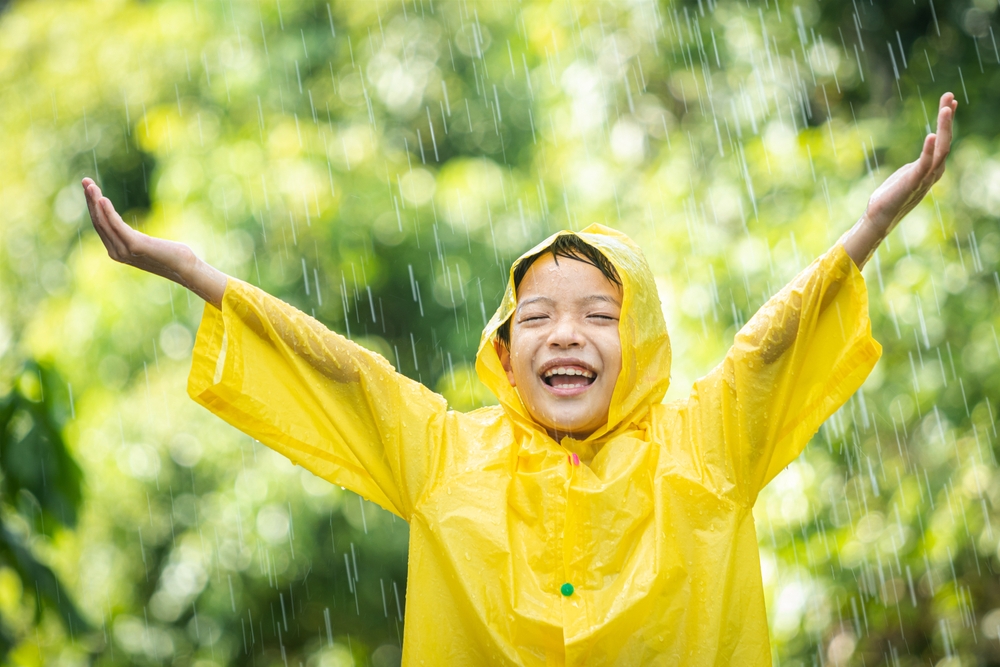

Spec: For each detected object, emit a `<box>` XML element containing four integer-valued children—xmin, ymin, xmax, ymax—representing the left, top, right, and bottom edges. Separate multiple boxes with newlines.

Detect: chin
<box><xmin>542</xmin><ymin>413</ymin><xmax>601</xmax><ymax>435</ymax></box>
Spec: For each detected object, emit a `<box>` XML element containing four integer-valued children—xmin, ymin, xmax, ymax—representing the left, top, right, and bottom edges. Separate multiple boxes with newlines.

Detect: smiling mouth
<box><xmin>541</xmin><ymin>367</ymin><xmax>597</xmax><ymax>389</ymax></box>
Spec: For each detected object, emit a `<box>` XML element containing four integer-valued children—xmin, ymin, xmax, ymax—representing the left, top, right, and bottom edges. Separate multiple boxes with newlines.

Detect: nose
<box><xmin>546</xmin><ymin>315</ymin><xmax>584</xmax><ymax>348</ymax></box>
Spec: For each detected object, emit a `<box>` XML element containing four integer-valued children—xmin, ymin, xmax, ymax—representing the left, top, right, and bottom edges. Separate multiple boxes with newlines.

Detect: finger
<box><xmin>98</xmin><ymin>198</ymin><xmax>131</xmax><ymax>257</ymax></box>
<box><xmin>86</xmin><ymin>184</ymin><xmax>111</xmax><ymax>232</ymax></box>
<box><xmin>84</xmin><ymin>188</ymin><xmax>117</xmax><ymax>255</ymax></box>
<box><xmin>940</xmin><ymin>92</ymin><xmax>957</xmax><ymax>128</ymax></box>
<box><xmin>83</xmin><ymin>181</ymin><xmax>101</xmax><ymax>212</ymax></box>
<box><xmin>84</xmin><ymin>184</ymin><xmax>111</xmax><ymax>240</ymax></box>
<box><xmin>100</xmin><ymin>197</ymin><xmax>132</xmax><ymax>235</ymax></box>
<box><xmin>85</xmin><ymin>181</ymin><xmax>107</xmax><ymax>215</ymax></box>
<box><xmin>85</xmin><ymin>184</ymin><xmax>122</xmax><ymax>247</ymax></box>
<box><xmin>915</xmin><ymin>134</ymin><xmax>936</xmax><ymax>175</ymax></box>
<box><xmin>101</xmin><ymin>196</ymin><xmax>136</xmax><ymax>237</ymax></box>
<box><xmin>932</xmin><ymin>106</ymin><xmax>954</xmax><ymax>174</ymax></box>
<box><xmin>82</xmin><ymin>182</ymin><xmax>96</xmax><ymax>221</ymax></box>
<box><xmin>102</xmin><ymin>197</ymin><xmax>147</xmax><ymax>259</ymax></box>
<box><xmin>935</xmin><ymin>98</ymin><xmax>953</xmax><ymax>131</ymax></box>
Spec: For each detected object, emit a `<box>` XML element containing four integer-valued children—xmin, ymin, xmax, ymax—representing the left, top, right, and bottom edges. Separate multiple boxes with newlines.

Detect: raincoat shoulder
<box><xmin>651</xmin><ymin>242</ymin><xmax>881</xmax><ymax>506</ymax></box>
<box><xmin>187</xmin><ymin>276</ymin><xmax>465</xmax><ymax>521</ymax></box>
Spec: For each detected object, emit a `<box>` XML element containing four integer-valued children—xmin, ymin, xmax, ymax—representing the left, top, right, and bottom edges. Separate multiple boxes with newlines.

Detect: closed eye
<box><xmin>589</xmin><ymin>314</ymin><xmax>617</xmax><ymax>321</ymax></box>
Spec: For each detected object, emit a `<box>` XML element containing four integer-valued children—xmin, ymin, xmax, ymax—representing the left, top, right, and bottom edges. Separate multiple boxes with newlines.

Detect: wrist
<box><xmin>840</xmin><ymin>215</ymin><xmax>885</xmax><ymax>270</ymax></box>
<box><xmin>179</xmin><ymin>253</ymin><xmax>227</xmax><ymax>309</ymax></box>
<box><xmin>173</xmin><ymin>245</ymin><xmax>200</xmax><ymax>282</ymax></box>
<box><xmin>860</xmin><ymin>209</ymin><xmax>895</xmax><ymax>239</ymax></box>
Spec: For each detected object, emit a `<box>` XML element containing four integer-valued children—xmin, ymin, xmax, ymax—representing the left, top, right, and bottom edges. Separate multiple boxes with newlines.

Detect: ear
<box><xmin>493</xmin><ymin>339</ymin><xmax>517</xmax><ymax>387</ymax></box>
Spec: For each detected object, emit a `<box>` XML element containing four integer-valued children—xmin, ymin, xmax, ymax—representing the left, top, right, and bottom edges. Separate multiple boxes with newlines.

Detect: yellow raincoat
<box><xmin>188</xmin><ymin>223</ymin><xmax>881</xmax><ymax>665</ymax></box>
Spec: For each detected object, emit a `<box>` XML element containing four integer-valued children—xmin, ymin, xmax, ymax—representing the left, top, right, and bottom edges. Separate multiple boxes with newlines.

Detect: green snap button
<box><xmin>560</xmin><ymin>582</ymin><xmax>574</xmax><ymax>597</ymax></box>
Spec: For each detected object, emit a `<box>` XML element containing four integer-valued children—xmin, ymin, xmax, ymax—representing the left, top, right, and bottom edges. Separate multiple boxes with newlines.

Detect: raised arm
<box><xmin>682</xmin><ymin>99</ymin><xmax>958</xmax><ymax>502</ymax></box>
<box><xmin>84</xmin><ymin>177</ymin><xmax>449</xmax><ymax>517</ymax></box>
<box><xmin>840</xmin><ymin>92</ymin><xmax>957</xmax><ymax>269</ymax></box>
<box><xmin>744</xmin><ymin>93</ymin><xmax>957</xmax><ymax>364</ymax></box>
<box><xmin>83</xmin><ymin>177</ymin><xmax>228</xmax><ymax>308</ymax></box>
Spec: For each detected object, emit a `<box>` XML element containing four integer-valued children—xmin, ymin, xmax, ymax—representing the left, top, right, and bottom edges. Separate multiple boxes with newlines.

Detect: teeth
<box><xmin>543</xmin><ymin>366</ymin><xmax>595</xmax><ymax>379</ymax></box>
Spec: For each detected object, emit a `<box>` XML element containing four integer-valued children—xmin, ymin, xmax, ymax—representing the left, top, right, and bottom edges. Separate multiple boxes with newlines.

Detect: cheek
<box><xmin>610</xmin><ymin>346</ymin><xmax>623</xmax><ymax>375</ymax></box>
<box><xmin>509</xmin><ymin>342</ymin><xmax>536</xmax><ymax>379</ymax></box>
<box><xmin>597</xmin><ymin>335</ymin><xmax>623</xmax><ymax>376</ymax></box>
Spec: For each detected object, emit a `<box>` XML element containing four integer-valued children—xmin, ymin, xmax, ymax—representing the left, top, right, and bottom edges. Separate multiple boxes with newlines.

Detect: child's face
<box><xmin>496</xmin><ymin>252</ymin><xmax>623</xmax><ymax>440</ymax></box>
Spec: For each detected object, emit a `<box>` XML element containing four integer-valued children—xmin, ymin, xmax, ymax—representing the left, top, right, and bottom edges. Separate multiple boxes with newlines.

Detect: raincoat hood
<box><xmin>476</xmin><ymin>223</ymin><xmax>672</xmax><ymax>442</ymax></box>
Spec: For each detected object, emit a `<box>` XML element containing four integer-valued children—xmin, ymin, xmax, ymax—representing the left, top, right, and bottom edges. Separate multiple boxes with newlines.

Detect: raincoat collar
<box><xmin>475</xmin><ymin>224</ymin><xmax>672</xmax><ymax>452</ymax></box>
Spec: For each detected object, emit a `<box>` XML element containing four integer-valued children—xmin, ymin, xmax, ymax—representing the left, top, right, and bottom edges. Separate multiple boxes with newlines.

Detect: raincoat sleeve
<box><xmin>686</xmin><ymin>242</ymin><xmax>881</xmax><ymax>505</ymax></box>
<box><xmin>186</xmin><ymin>276</ymin><xmax>448</xmax><ymax>520</ymax></box>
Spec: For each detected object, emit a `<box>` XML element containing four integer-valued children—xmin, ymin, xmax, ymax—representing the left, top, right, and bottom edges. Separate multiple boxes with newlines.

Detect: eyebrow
<box><xmin>582</xmin><ymin>294</ymin><xmax>621</xmax><ymax>307</ymax></box>
<box><xmin>518</xmin><ymin>296</ymin><xmax>555</xmax><ymax>308</ymax></box>
<box><xmin>517</xmin><ymin>294</ymin><xmax>621</xmax><ymax>309</ymax></box>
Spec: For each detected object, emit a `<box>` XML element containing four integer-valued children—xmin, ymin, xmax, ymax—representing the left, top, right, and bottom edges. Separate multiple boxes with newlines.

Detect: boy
<box><xmin>84</xmin><ymin>94</ymin><xmax>957</xmax><ymax>665</ymax></box>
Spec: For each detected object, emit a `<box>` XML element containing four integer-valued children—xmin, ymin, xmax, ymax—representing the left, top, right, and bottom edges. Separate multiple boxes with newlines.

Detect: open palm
<box><xmin>864</xmin><ymin>92</ymin><xmax>957</xmax><ymax>235</ymax></box>
<box><xmin>82</xmin><ymin>177</ymin><xmax>197</xmax><ymax>283</ymax></box>
<box><xmin>83</xmin><ymin>177</ymin><xmax>229</xmax><ymax>307</ymax></box>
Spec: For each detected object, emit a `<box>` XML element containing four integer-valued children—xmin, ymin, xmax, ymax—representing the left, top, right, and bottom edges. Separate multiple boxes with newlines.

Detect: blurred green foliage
<box><xmin>1</xmin><ymin>0</ymin><xmax>999</xmax><ymax>665</ymax></box>
<box><xmin>0</xmin><ymin>361</ymin><xmax>88</xmax><ymax>658</ymax></box>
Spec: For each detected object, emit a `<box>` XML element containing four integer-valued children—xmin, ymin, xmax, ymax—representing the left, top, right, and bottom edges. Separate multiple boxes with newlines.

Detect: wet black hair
<box><xmin>495</xmin><ymin>234</ymin><xmax>622</xmax><ymax>348</ymax></box>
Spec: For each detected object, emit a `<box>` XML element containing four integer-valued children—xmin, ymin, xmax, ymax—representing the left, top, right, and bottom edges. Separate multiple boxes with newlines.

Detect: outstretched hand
<box><xmin>840</xmin><ymin>92</ymin><xmax>957</xmax><ymax>269</ymax></box>
<box><xmin>863</xmin><ymin>92</ymin><xmax>957</xmax><ymax>236</ymax></box>
<box><xmin>83</xmin><ymin>177</ymin><xmax>196</xmax><ymax>280</ymax></box>
<box><xmin>82</xmin><ymin>177</ymin><xmax>228</xmax><ymax>307</ymax></box>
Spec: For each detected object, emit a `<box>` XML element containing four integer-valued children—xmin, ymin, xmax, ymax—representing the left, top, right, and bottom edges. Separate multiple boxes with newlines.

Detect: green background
<box><xmin>1</xmin><ymin>0</ymin><xmax>999</xmax><ymax>664</ymax></box>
